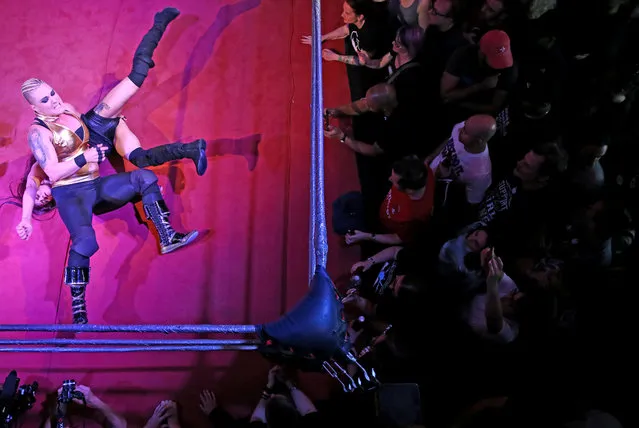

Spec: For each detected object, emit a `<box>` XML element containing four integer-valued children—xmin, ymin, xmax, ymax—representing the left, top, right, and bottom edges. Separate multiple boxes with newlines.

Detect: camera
<box><xmin>0</xmin><ymin>370</ymin><xmax>38</xmax><ymax>427</ymax></box>
<box><xmin>58</xmin><ymin>380</ymin><xmax>84</xmax><ymax>404</ymax></box>
<box><xmin>54</xmin><ymin>380</ymin><xmax>85</xmax><ymax>428</ymax></box>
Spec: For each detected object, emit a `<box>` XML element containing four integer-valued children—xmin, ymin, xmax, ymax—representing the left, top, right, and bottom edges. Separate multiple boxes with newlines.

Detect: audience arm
<box><xmin>441</xmin><ymin>73</ymin><xmax>491</xmax><ymax>104</ymax></box>
<box><xmin>286</xmin><ymin>382</ymin><xmax>317</xmax><ymax>416</ymax></box>
<box><xmin>326</xmin><ymin>97</ymin><xmax>371</xmax><ymax>117</ymax></box>
<box><xmin>323</xmin><ymin>25</ymin><xmax>349</xmax><ymax>41</ymax></box>
<box><xmin>458</xmin><ymin>90</ymin><xmax>508</xmax><ymax>114</ymax></box>
<box><xmin>368</xmin><ymin>233</ymin><xmax>404</xmax><ymax>245</ymax></box>
<box><xmin>485</xmin><ymin>256</ymin><xmax>505</xmax><ymax>334</ymax></box>
<box><xmin>417</xmin><ymin>0</ymin><xmax>431</xmax><ymax>29</ymax></box>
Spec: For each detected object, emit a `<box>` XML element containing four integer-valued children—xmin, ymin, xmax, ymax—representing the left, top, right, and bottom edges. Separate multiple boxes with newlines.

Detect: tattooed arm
<box><xmin>323</xmin><ymin>50</ymin><xmax>392</xmax><ymax>69</ymax></box>
<box><xmin>352</xmin><ymin>51</ymin><xmax>393</xmax><ymax>69</ymax></box>
<box><xmin>27</xmin><ymin>126</ymin><xmax>83</xmax><ymax>182</ymax></box>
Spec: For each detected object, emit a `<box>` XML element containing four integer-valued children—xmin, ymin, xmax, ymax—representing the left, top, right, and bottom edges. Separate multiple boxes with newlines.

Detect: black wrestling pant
<box><xmin>51</xmin><ymin>169</ymin><xmax>162</xmax><ymax>269</ymax></box>
<box><xmin>82</xmin><ymin>108</ymin><xmax>120</xmax><ymax>154</ymax></box>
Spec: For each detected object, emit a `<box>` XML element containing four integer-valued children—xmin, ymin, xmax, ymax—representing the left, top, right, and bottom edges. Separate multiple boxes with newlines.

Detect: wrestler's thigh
<box><xmin>114</xmin><ymin>120</ymin><xmax>142</xmax><ymax>160</ymax></box>
<box><xmin>52</xmin><ymin>183</ymin><xmax>97</xmax><ymax>236</ymax></box>
<box><xmin>94</xmin><ymin>173</ymin><xmax>140</xmax><ymax>214</ymax></box>
<box><xmin>95</xmin><ymin>78</ymin><xmax>140</xmax><ymax>119</ymax></box>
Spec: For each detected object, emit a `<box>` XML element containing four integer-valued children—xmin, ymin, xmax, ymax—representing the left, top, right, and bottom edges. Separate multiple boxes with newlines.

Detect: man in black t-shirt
<box><xmin>473</xmin><ymin>141</ymin><xmax>568</xmax><ymax>263</ymax></box>
<box><xmin>325</xmin><ymin>83</ymin><xmax>429</xmax><ymax>163</ymax></box>
<box><xmin>418</xmin><ymin>0</ymin><xmax>468</xmax><ymax>93</ymax></box>
<box><xmin>441</xmin><ymin>30</ymin><xmax>518</xmax><ymax>132</ymax></box>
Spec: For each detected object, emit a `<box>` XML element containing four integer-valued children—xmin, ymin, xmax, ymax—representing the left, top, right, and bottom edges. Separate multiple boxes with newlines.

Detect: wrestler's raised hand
<box><xmin>83</xmin><ymin>144</ymin><xmax>109</xmax><ymax>164</ymax></box>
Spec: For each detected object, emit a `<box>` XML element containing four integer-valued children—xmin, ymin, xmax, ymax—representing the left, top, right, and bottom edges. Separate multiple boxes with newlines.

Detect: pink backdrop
<box><xmin>0</xmin><ymin>1</ymin><xmax>360</xmax><ymax>425</ymax></box>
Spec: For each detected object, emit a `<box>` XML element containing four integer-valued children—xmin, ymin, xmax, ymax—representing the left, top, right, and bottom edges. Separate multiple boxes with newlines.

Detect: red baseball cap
<box><xmin>479</xmin><ymin>30</ymin><xmax>513</xmax><ymax>70</ymax></box>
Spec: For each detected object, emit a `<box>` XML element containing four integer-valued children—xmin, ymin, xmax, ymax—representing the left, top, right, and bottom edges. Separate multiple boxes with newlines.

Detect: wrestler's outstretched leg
<box><xmin>94</xmin><ymin>7</ymin><xmax>181</xmax><ymax>119</ymax></box>
<box><xmin>115</xmin><ymin>120</ymin><xmax>208</xmax><ymax>176</ymax></box>
<box><xmin>83</xmin><ymin>7</ymin><xmax>208</xmax><ymax>175</ymax></box>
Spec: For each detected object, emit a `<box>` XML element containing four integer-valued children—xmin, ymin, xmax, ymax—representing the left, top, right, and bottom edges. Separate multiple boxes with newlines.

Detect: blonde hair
<box><xmin>20</xmin><ymin>78</ymin><xmax>44</xmax><ymax>103</ymax></box>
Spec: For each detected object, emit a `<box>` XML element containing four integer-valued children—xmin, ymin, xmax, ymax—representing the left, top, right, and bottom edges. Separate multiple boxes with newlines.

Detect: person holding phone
<box><xmin>463</xmin><ymin>248</ymin><xmax>527</xmax><ymax>343</ymax></box>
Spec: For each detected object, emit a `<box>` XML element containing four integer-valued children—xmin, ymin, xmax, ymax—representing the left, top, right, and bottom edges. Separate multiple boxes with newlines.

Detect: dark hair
<box><xmin>346</xmin><ymin>0</ymin><xmax>374</xmax><ymax>17</ymax></box>
<box><xmin>0</xmin><ymin>156</ymin><xmax>56</xmax><ymax>218</ymax></box>
<box><xmin>437</xmin><ymin>0</ymin><xmax>465</xmax><ymax>22</ymax></box>
<box><xmin>265</xmin><ymin>395</ymin><xmax>300</xmax><ymax>428</ymax></box>
<box><xmin>396</xmin><ymin>25</ymin><xmax>424</xmax><ymax>58</ymax></box>
<box><xmin>391</xmin><ymin>156</ymin><xmax>428</xmax><ymax>190</ymax></box>
<box><xmin>463</xmin><ymin>251</ymin><xmax>482</xmax><ymax>272</ymax></box>
<box><xmin>395</xmin><ymin>273</ymin><xmax>425</xmax><ymax>302</ymax></box>
<box><xmin>465</xmin><ymin>225</ymin><xmax>492</xmax><ymax>246</ymax></box>
<box><xmin>531</xmin><ymin>140</ymin><xmax>569</xmax><ymax>179</ymax></box>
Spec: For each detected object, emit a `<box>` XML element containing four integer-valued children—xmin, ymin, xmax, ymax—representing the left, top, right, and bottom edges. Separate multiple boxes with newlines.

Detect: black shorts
<box><xmin>81</xmin><ymin>107</ymin><xmax>122</xmax><ymax>155</ymax></box>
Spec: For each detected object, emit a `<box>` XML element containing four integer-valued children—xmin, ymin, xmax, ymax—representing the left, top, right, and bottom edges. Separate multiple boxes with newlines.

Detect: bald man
<box><xmin>324</xmin><ymin>83</ymin><xmax>424</xmax><ymax>160</ymax></box>
<box><xmin>427</xmin><ymin>115</ymin><xmax>495</xmax><ymax>204</ymax></box>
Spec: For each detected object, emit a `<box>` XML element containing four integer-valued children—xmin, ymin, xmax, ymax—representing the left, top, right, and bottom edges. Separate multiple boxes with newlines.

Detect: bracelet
<box><xmin>74</xmin><ymin>154</ymin><xmax>87</xmax><ymax>168</ymax></box>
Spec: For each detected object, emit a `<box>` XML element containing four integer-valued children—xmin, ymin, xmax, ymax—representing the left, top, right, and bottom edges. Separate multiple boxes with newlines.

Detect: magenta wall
<box><xmin>0</xmin><ymin>1</ymin><xmax>360</xmax><ymax>426</ymax></box>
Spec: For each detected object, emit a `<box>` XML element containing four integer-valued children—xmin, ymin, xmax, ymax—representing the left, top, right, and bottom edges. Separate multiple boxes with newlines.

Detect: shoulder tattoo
<box><xmin>28</xmin><ymin>129</ymin><xmax>47</xmax><ymax>168</ymax></box>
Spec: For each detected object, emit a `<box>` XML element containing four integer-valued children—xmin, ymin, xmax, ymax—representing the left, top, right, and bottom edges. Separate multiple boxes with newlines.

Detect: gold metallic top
<box><xmin>34</xmin><ymin>111</ymin><xmax>99</xmax><ymax>187</ymax></box>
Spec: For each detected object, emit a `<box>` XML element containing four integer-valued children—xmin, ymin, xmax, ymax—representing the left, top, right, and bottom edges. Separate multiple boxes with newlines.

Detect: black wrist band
<box><xmin>74</xmin><ymin>154</ymin><xmax>87</xmax><ymax>168</ymax></box>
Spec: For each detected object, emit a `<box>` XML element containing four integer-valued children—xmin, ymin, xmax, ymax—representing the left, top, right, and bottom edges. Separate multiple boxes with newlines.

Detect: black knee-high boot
<box><xmin>128</xmin><ymin>7</ymin><xmax>181</xmax><ymax>87</ymax></box>
<box><xmin>64</xmin><ymin>267</ymin><xmax>90</xmax><ymax>325</ymax></box>
<box><xmin>144</xmin><ymin>200</ymin><xmax>199</xmax><ymax>254</ymax></box>
<box><xmin>128</xmin><ymin>139</ymin><xmax>208</xmax><ymax>176</ymax></box>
